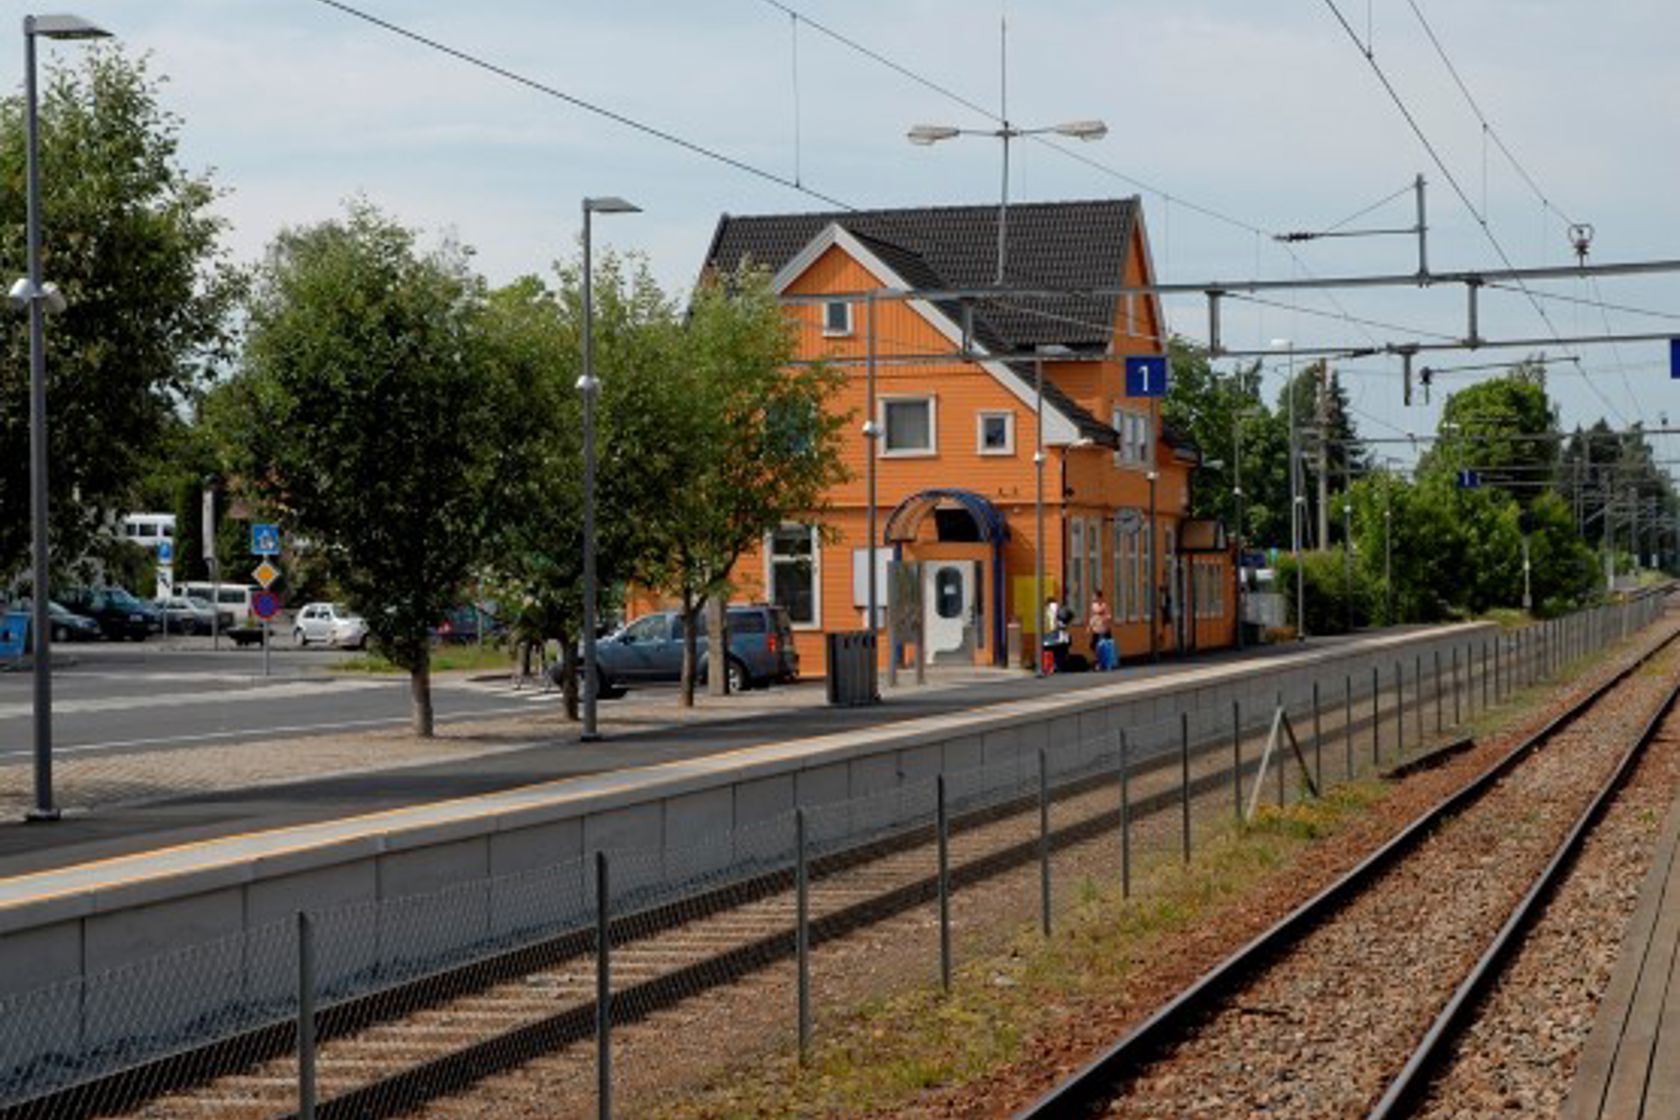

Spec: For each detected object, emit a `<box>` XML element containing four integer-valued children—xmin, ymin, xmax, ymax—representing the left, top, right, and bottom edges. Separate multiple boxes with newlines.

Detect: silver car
<box><xmin>155</xmin><ymin>594</ymin><xmax>233</xmax><ymax>635</ymax></box>
<box><xmin>292</xmin><ymin>602</ymin><xmax>369</xmax><ymax>649</ymax></box>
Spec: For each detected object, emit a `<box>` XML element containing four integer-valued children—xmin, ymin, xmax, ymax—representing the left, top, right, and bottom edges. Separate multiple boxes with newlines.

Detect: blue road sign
<box><xmin>156</xmin><ymin>540</ymin><xmax>174</xmax><ymax>566</ymax></box>
<box><xmin>1125</xmin><ymin>355</ymin><xmax>1169</xmax><ymax>397</ymax></box>
<box><xmin>1457</xmin><ymin>468</ymin><xmax>1481</xmax><ymax>489</ymax></box>
<box><xmin>1671</xmin><ymin>338</ymin><xmax>1679</xmax><ymax>379</ymax></box>
<box><xmin>251</xmin><ymin>523</ymin><xmax>281</xmax><ymax>556</ymax></box>
<box><xmin>252</xmin><ymin>590</ymin><xmax>281</xmax><ymax>620</ymax></box>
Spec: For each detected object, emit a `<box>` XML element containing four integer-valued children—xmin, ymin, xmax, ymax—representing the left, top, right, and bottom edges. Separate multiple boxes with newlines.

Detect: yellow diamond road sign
<box><xmin>252</xmin><ymin>561</ymin><xmax>280</xmax><ymax>589</ymax></box>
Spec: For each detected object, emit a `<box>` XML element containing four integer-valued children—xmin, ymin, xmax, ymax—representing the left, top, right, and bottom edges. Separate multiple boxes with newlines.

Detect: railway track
<box><xmin>0</xmin><ymin>615</ymin><xmax>1651</xmax><ymax>1120</ymax></box>
<box><xmin>1017</xmin><ymin>620</ymin><xmax>1680</xmax><ymax>1119</ymax></box>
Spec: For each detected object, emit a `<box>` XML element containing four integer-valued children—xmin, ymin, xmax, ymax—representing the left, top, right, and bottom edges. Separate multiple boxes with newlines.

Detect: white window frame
<box><xmin>822</xmin><ymin>299</ymin><xmax>853</xmax><ymax>337</ymax></box>
<box><xmin>1068</xmin><ymin>519</ymin><xmax>1086</xmax><ymax>624</ymax></box>
<box><xmin>1085</xmin><ymin>518</ymin><xmax>1101</xmax><ymax>624</ymax></box>
<box><xmin>976</xmin><ymin>410</ymin><xmax>1015</xmax><ymax>456</ymax></box>
<box><xmin>764</xmin><ymin>522</ymin><xmax>822</xmax><ymax>630</ymax></box>
<box><xmin>1112</xmin><ymin>408</ymin><xmax>1153</xmax><ymax>468</ymax></box>
<box><xmin>880</xmin><ymin>394</ymin><xmax>937</xmax><ymax>458</ymax></box>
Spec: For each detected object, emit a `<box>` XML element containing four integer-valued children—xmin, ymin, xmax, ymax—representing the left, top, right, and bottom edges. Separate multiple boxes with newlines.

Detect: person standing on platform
<box><xmin>1089</xmin><ymin>588</ymin><xmax>1116</xmax><ymax>671</ymax></box>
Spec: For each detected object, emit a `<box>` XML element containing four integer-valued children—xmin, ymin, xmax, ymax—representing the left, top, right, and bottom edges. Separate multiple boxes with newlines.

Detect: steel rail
<box><xmin>1367</xmin><ymin>667</ymin><xmax>1680</xmax><ymax>1118</ymax></box>
<box><xmin>1016</xmin><ymin>616</ymin><xmax>1679</xmax><ymax>1119</ymax></box>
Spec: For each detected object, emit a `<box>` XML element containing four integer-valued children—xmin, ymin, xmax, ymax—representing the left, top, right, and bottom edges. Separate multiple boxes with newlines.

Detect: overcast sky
<box><xmin>21</xmin><ymin>1</ymin><xmax>1680</xmax><ymax>464</ymax></box>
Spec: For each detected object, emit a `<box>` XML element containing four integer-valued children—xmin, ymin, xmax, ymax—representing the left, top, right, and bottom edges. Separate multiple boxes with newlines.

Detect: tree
<box><xmin>223</xmin><ymin>204</ymin><xmax>493</xmax><ymax>735</ymax></box>
<box><xmin>1161</xmin><ymin>340</ymin><xmax>1291</xmax><ymax>549</ymax></box>
<box><xmin>629</xmin><ymin>267</ymin><xmax>848</xmax><ymax>707</ymax></box>
<box><xmin>0</xmin><ymin>50</ymin><xmax>242</xmax><ymax>582</ymax></box>
<box><xmin>477</xmin><ymin>255</ymin><xmax>680</xmax><ymax>718</ymax></box>
<box><xmin>1419</xmin><ymin>362</ymin><xmax>1559</xmax><ymax>500</ymax></box>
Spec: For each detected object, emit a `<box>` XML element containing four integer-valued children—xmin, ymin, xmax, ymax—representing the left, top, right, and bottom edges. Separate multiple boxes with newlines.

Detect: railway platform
<box><xmin>1565</xmin><ymin>762</ymin><xmax>1680</xmax><ymax>1119</ymax></box>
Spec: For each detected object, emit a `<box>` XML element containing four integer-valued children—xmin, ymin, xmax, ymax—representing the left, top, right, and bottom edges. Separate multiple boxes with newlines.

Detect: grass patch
<box><xmin>653</xmin><ymin>781</ymin><xmax>1385</xmax><ymax>1120</ymax></box>
<box><xmin>331</xmin><ymin>643</ymin><xmax>515</xmax><ymax>675</ymax></box>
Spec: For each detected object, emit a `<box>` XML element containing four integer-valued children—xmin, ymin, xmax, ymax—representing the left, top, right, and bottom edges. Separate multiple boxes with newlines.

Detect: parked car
<box><xmin>434</xmin><ymin>603</ymin><xmax>504</xmax><ymax>645</ymax></box>
<box><xmin>560</xmin><ymin>604</ymin><xmax>798</xmax><ymax>697</ymax></box>
<box><xmin>155</xmin><ymin>594</ymin><xmax>235</xmax><ymax>635</ymax></box>
<box><xmin>11</xmin><ymin>599</ymin><xmax>102</xmax><ymax>643</ymax></box>
<box><xmin>293</xmin><ymin>602</ymin><xmax>369</xmax><ymax>649</ymax></box>
<box><xmin>46</xmin><ymin>601</ymin><xmax>103</xmax><ymax>643</ymax></box>
<box><xmin>57</xmin><ymin>587</ymin><xmax>162</xmax><ymax>641</ymax></box>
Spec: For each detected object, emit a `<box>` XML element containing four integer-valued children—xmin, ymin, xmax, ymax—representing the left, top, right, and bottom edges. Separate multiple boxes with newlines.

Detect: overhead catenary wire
<box><xmin>1318</xmin><ymin>0</ymin><xmax>1631</xmax><ymax>426</ymax></box>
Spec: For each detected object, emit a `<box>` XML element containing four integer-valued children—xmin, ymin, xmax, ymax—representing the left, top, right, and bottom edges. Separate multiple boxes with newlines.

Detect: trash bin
<box><xmin>825</xmin><ymin>631</ymin><xmax>879</xmax><ymax>706</ymax></box>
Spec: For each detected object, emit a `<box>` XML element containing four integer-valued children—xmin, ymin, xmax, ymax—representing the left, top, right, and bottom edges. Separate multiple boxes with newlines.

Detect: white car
<box><xmin>293</xmin><ymin>602</ymin><xmax>369</xmax><ymax>649</ymax></box>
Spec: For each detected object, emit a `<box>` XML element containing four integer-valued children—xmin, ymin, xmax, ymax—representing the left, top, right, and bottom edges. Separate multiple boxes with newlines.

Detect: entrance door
<box><xmin>923</xmin><ymin>561</ymin><xmax>976</xmax><ymax>664</ymax></box>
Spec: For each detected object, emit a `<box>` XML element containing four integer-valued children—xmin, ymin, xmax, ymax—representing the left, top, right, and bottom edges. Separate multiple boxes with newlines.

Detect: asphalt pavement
<box><xmin>0</xmin><ymin>638</ymin><xmax>541</xmax><ymax>762</ymax></box>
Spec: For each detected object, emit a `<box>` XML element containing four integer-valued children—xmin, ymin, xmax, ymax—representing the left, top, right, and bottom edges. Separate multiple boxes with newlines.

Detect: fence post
<box><xmin>297</xmin><ymin>911</ymin><xmax>316</xmax><ymax>1120</ymax></box>
<box><xmin>1312</xmin><ymin>680</ymin><xmax>1323</xmax><ymax>792</ymax></box>
<box><xmin>795</xmin><ymin>809</ymin><xmax>810</xmax><ymax>1057</ymax></box>
<box><xmin>1231</xmin><ymin>699</ymin><xmax>1243</xmax><ymax>821</ymax></box>
<box><xmin>1038</xmin><ymin>747</ymin><xmax>1051</xmax><ymax>938</ymax></box>
<box><xmin>1394</xmin><ymin>660</ymin><xmax>1405</xmax><ymax>759</ymax></box>
<box><xmin>935</xmin><ymin>778</ymin><xmax>951</xmax><ymax>994</ymax></box>
<box><xmin>1371</xmin><ymin>665</ymin><xmax>1380</xmax><ymax>765</ymax></box>
<box><xmin>1344</xmin><ymin>674</ymin><xmax>1354</xmax><ymax>780</ymax></box>
<box><xmin>595</xmin><ymin>850</ymin><xmax>611</xmax><ymax>1120</ymax></box>
<box><xmin>1415</xmin><ymin>653</ymin><xmax>1425</xmax><ymax>744</ymax></box>
<box><xmin>1180</xmin><ymin>711</ymin><xmax>1192</xmax><ymax>863</ymax></box>
<box><xmin>1275</xmin><ymin>691</ymin><xmax>1286</xmax><ymax>808</ymax></box>
<box><xmin>1433</xmin><ymin>649</ymin><xmax>1443</xmax><ymax>734</ymax></box>
<box><xmin>1452</xmin><ymin>645</ymin><xmax>1461</xmax><ymax>725</ymax></box>
<box><xmin>1119</xmin><ymin>730</ymin><xmax>1131</xmax><ymax>898</ymax></box>
<box><xmin>1481</xmin><ymin>639</ymin><xmax>1489</xmax><ymax>710</ymax></box>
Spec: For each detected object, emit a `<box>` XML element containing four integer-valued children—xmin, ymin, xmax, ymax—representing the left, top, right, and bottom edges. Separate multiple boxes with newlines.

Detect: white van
<box><xmin>178</xmin><ymin>582</ymin><xmax>260</xmax><ymax>625</ymax></box>
<box><xmin>120</xmin><ymin>512</ymin><xmax>176</xmax><ymax>548</ymax></box>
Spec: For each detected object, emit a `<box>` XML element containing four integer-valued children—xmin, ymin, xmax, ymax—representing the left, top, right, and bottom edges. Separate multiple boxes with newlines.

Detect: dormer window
<box><xmin>823</xmin><ymin>300</ymin><xmax>853</xmax><ymax>337</ymax></box>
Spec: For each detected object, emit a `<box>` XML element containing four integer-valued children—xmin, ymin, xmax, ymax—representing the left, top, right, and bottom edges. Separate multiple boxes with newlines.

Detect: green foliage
<box><xmin>223</xmin><ymin>203</ymin><xmax>494</xmax><ymax>733</ymax></box>
<box><xmin>0</xmin><ymin>50</ymin><xmax>243</xmax><ymax>581</ymax></box>
<box><xmin>1275</xmin><ymin>546</ymin><xmax>1372</xmax><ymax>635</ymax></box>
<box><xmin>627</xmin><ymin>265</ymin><xmax>849</xmax><ymax>705</ymax></box>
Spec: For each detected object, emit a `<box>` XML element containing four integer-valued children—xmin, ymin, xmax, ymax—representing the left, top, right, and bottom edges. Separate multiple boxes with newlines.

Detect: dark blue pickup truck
<box><xmin>573</xmin><ymin>605</ymin><xmax>799</xmax><ymax>697</ymax></box>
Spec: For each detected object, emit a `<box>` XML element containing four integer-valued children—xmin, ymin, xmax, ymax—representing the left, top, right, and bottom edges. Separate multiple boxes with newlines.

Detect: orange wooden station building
<box><xmin>699</xmin><ymin>198</ymin><xmax>1236</xmax><ymax>677</ymax></box>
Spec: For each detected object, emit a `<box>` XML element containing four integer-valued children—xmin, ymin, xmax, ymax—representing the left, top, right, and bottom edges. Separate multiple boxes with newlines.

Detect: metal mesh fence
<box><xmin>0</xmin><ymin>593</ymin><xmax>1665</xmax><ymax>1119</ymax></box>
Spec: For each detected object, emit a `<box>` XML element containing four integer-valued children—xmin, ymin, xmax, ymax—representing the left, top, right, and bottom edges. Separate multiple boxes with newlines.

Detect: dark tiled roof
<box><xmin>706</xmin><ymin>199</ymin><xmax>1140</xmax><ymax>445</ymax></box>
<box><xmin>707</xmin><ymin>199</ymin><xmax>1135</xmax><ymax>349</ymax></box>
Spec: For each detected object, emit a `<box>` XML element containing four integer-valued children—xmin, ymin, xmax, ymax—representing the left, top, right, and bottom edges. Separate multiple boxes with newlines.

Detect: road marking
<box><xmin>0</xmin><ymin>703</ymin><xmax>543</xmax><ymax>759</ymax></box>
<box><xmin>0</xmin><ymin>677</ymin><xmax>393</xmax><ymax>719</ymax></box>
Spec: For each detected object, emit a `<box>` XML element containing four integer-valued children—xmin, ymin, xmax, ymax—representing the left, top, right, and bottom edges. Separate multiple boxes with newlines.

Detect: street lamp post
<box><xmin>1034</xmin><ymin>358</ymin><xmax>1046</xmax><ymax>675</ymax></box>
<box><xmin>1147</xmin><ymin>469</ymin><xmax>1159</xmax><ymax>662</ymax></box>
<box><xmin>578</xmin><ymin>195</ymin><xmax>640</xmax><ymax>742</ymax></box>
<box><xmin>908</xmin><ymin>118</ymin><xmax>1106</xmax><ymax>284</ymax></box>
<box><xmin>1274</xmin><ymin>340</ymin><xmax>1305</xmax><ymax>641</ymax></box>
<box><xmin>14</xmin><ymin>13</ymin><xmax>111</xmax><ymax>821</ymax></box>
<box><xmin>1233</xmin><ymin>419</ymin><xmax>1246</xmax><ymax>651</ymax></box>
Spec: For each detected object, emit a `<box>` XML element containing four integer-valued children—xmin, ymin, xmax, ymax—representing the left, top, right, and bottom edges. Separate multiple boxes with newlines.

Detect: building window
<box><xmin>881</xmin><ymin>396</ymin><xmax>936</xmax><ymax>456</ymax></box>
<box><xmin>1113</xmin><ymin>521</ymin><xmax>1136</xmax><ymax>622</ymax></box>
<box><xmin>1085</xmin><ymin>518</ymin><xmax>1101</xmax><ymax>622</ymax></box>
<box><xmin>1068</xmin><ymin>519</ymin><xmax>1085</xmax><ymax>623</ymax></box>
<box><xmin>976</xmin><ymin>411</ymin><xmax>1015</xmax><ymax>455</ymax></box>
<box><xmin>823</xmin><ymin>300</ymin><xmax>852</xmax><ymax>337</ymax></box>
<box><xmin>768</xmin><ymin>524</ymin><xmax>819</xmax><ymax>627</ymax></box>
<box><xmin>1112</xmin><ymin>408</ymin><xmax>1153</xmax><ymax>466</ymax></box>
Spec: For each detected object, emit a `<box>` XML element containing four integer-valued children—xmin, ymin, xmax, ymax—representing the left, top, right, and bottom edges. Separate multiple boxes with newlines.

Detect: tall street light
<box><xmin>908</xmin><ymin>118</ymin><xmax>1106</xmax><ymax>283</ymax></box>
<box><xmin>578</xmin><ymin>195</ymin><xmax>639</xmax><ymax>742</ymax></box>
<box><xmin>14</xmin><ymin>12</ymin><xmax>111</xmax><ymax>822</ymax></box>
<box><xmin>1273</xmin><ymin>339</ymin><xmax>1305</xmax><ymax>641</ymax></box>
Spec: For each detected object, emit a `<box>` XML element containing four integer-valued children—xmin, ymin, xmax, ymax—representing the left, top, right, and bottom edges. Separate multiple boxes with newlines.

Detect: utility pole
<box><xmin>1316</xmin><ymin>360</ymin><xmax>1331</xmax><ymax>550</ymax></box>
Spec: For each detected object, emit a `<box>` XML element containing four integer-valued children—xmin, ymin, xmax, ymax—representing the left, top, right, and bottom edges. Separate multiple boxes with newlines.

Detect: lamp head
<box><xmin>1053</xmin><ymin>119</ymin><xmax>1108</xmax><ymax>141</ymax></box>
<box><xmin>584</xmin><ymin>196</ymin><xmax>640</xmax><ymax>215</ymax></box>
<box><xmin>907</xmin><ymin>124</ymin><xmax>960</xmax><ymax>146</ymax></box>
<box><xmin>26</xmin><ymin>14</ymin><xmax>111</xmax><ymax>39</ymax></box>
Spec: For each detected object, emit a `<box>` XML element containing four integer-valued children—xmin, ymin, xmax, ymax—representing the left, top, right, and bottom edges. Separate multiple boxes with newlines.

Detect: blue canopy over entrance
<box><xmin>883</xmin><ymin>489</ymin><xmax>1009</xmax><ymax>664</ymax></box>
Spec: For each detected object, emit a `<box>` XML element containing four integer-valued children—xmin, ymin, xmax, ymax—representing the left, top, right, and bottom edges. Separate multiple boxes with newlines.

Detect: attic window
<box><xmin>823</xmin><ymin>300</ymin><xmax>853</xmax><ymax>337</ymax></box>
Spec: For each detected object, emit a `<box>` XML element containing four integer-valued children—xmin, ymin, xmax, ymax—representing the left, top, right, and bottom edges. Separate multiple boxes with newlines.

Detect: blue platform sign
<box><xmin>251</xmin><ymin>523</ymin><xmax>281</xmax><ymax>557</ymax></box>
<box><xmin>1670</xmin><ymin>338</ymin><xmax>1679</xmax><ymax>379</ymax></box>
<box><xmin>1457</xmin><ymin>468</ymin><xmax>1481</xmax><ymax>489</ymax></box>
<box><xmin>1125</xmin><ymin>355</ymin><xmax>1169</xmax><ymax>397</ymax></box>
<box><xmin>156</xmin><ymin>539</ymin><xmax>173</xmax><ymax>566</ymax></box>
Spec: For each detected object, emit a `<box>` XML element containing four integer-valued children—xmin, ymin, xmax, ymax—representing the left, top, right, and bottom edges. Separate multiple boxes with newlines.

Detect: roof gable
<box><xmin>708</xmin><ymin>199</ymin><xmax>1139</xmax><ymax>352</ymax></box>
